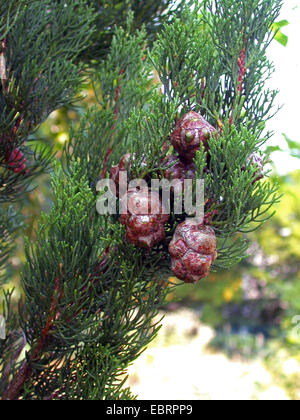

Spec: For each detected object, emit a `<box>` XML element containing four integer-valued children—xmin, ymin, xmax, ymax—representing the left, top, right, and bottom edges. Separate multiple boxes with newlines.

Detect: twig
<box><xmin>229</xmin><ymin>40</ymin><xmax>247</xmax><ymax>128</ymax></box>
<box><xmin>2</xmin><ymin>278</ymin><xmax>60</xmax><ymax>400</ymax></box>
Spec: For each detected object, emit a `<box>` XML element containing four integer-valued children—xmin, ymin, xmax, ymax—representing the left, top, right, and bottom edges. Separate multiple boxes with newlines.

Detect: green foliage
<box><xmin>125</xmin><ymin>96</ymin><xmax>180</xmax><ymax>178</ymax></box>
<box><xmin>271</xmin><ymin>19</ymin><xmax>289</xmax><ymax>47</ymax></box>
<box><xmin>0</xmin><ymin>206</ymin><xmax>22</xmax><ymax>286</ymax></box>
<box><xmin>129</xmin><ymin>3</ymin><xmax>281</xmax><ymax>268</ymax></box>
<box><xmin>151</xmin><ymin>0</ymin><xmax>282</xmax><ymax>131</ymax></box>
<box><xmin>2</xmin><ymin>164</ymin><xmax>170</xmax><ymax>399</ymax></box>
<box><xmin>0</xmin><ymin>289</ymin><xmax>25</xmax><ymax>396</ymax></box>
<box><xmin>0</xmin><ymin>0</ymin><xmax>24</xmax><ymax>42</ymax></box>
<box><xmin>0</xmin><ymin>0</ymin><xmax>96</xmax><ymax>202</ymax></box>
<box><xmin>151</xmin><ymin>5</ymin><xmax>214</xmax><ymax>108</ymax></box>
<box><xmin>283</xmin><ymin>134</ymin><xmax>300</xmax><ymax>160</ymax></box>
<box><xmin>151</xmin><ymin>5</ymin><xmax>216</xmax><ymax>119</ymax></box>
<box><xmin>204</xmin><ymin>0</ymin><xmax>282</xmax><ymax>129</ymax></box>
<box><xmin>207</xmin><ymin>123</ymin><xmax>279</xmax><ymax>235</ymax></box>
<box><xmin>0</xmin><ymin>0</ymin><xmax>97</xmax><ymax>285</ymax></box>
<box><xmin>80</xmin><ymin>0</ymin><xmax>189</xmax><ymax>62</ymax></box>
<box><xmin>28</xmin><ymin>343</ymin><xmax>136</xmax><ymax>400</ymax></box>
<box><xmin>65</xmin><ymin>17</ymin><xmax>155</xmax><ymax>186</ymax></box>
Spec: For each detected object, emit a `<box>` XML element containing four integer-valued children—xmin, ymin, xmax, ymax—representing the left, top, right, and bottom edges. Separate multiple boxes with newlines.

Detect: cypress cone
<box><xmin>169</xmin><ymin>220</ymin><xmax>217</xmax><ymax>283</ymax></box>
<box><xmin>171</xmin><ymin>111</ymin><xmax>216</xmax><ymax>163</ymax></box>
<box><xmin>120</xmin><ymin>187</ymin><xmax>169</xmax><ymax>249</ymax></box>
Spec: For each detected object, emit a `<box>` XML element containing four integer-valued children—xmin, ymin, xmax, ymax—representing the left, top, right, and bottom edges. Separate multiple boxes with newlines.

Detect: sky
<box><xmin>266</xmin><ymin>0</ymin><xmax>300</xmax><ymax>174</ymax></box>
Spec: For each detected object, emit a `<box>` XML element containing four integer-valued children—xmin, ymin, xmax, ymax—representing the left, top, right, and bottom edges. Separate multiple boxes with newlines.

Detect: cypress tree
<box><xmin>0</xmin><ymin>0</ymin><xmax>282</xmax><ymax>400</ymax></box>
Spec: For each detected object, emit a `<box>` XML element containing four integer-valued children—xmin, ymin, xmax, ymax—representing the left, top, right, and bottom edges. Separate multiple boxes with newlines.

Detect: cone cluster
<box><xmin>110</xmin><ymin>111</ymin><xmax>263</xmax><ymax>283</ymax></box>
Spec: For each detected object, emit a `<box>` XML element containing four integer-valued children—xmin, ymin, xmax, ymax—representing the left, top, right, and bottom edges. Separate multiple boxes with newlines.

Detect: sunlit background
<box><xmin>267</xmin><ymin>0</ymin><xmax>300</xmax><ymax>175</ymax></box>
<box><xmin>6</xmin><ymin>0</ymin><xmax>300</xmax><ymax>400</ymax></box>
